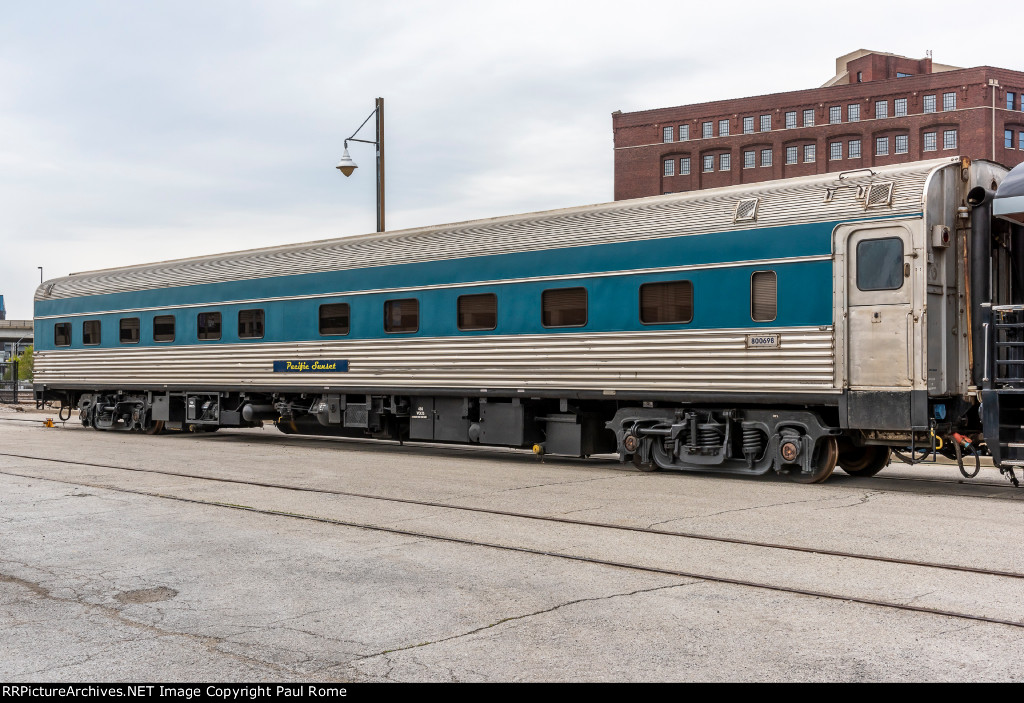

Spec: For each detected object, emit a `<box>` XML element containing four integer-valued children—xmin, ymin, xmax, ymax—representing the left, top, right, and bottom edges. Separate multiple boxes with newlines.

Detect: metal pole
<box><xmin>38</xmin><ymin>267</ymin><xmax>42</xmax><ymax>284</ymax></box>
<box><xmin>376</xmin><ymin>97</ymin><xmax>385</xmax><ymax>233</ymax></box>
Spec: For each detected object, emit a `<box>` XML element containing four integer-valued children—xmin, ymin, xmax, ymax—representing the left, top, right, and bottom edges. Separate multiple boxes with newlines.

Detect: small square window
<box><xmin>829</xmin><ymin>106</ymin><xmax>841</xmax><ymax>124</ymax></box>
<box><xmin>875</xmin><ymin>101</ymin><xmax>888</xmax><ymax>119</ymax></box>
<box><xmin>663</xmin><ymin>159</ymin><xmax>675</xmax><ymax>177</ymax></box>
<box><xmin>719</xmin><ymin>153</ymin><xmax>731</xmax><ymax>170</ymax></box>
<box><xmin>803</xmin><ymin>144</ymin><xmax>815</xmax><ymax>162</ymax></box>
<box><xmin>154</xmin><ymin>315</ymin><xmax>175</xmax><ymax>342</ymax></box>
<box><xmin>703</xmin><ymin>154</ymin><xmax>714</xmax><ymax>172</ymax></box>
<box><xmin>319</xmin><ymin>303</ymin><xmax>350</xmax><ymax>335</ymax></box>
<box><xmin>760</xmin><ymin>149</ymin><xmax>772</xmax><ymax>167</ymax></box>
<box><xmin>542</xmin><ymin>287</ymin><xmax>587</xmax><ymax>328</ymax></box>
<box><xmin>384</xmin><ymin>299</ymin><xmax>419</xmax><ymax>333</ymax></box>
<box><xmin>743</xmin><ymin>116</ymin><xmax>754</xmax><ymax>134</ymax></box>
<box><xmin>943</xmin><ymin>92</ymin><xmax>957</xmax><ymax>111</ymax></box>
<box><xmin>895</xmin><ymin>98</ymin><xmax>907</xmax><ymax>117</ymax></box>
<box><xmin>718</xmin><ymin>119</ymin><xmax>729</xmax><ymax>137</ymax></box>
<box><xmin>759</xmin><ymin>114</ymin><xmax>771</xmax><ymax>132</ymax></box>
<box><xmin>83</xmin><ymin>320</ymin><xmax>101</xmax><ymax>346</ymax></box>
<box><xmin>923</xmin><ymin>95</ymin><xmax>937</xmax><ymax>113</ymax></box>
<box><xmin>785</xmin><ymin>146</ymin><xmax>798</xmax><ymax>164</ymax></box>
<box><xmin>743</xmin><ymin>151</ymin><xmax>755</xmax><ymax>169</ymax></box>
<box><xmin>120</xmin><ymin>317</ymin><xmax>140</xmax><ymax>344</ymax></box>
<box><xmin>679</xmin><ymin>125</ymin><xmax>690</xmax><ymax>141</ymax></box>
<box><xmin>751</xmin><ymin>271</ymin><xmax>777</xmax><ymax>322</ymax></box>
<box><xmin>830</xmin><ymin>142</ymin><xmax>842</xmax><ymax>161</ymax></box>
<box><xmin>876</xmin><ymin>137</ymin><xmax>889</xmax><ymax>156</ymax></box>
<box><xmin>895</xmin><ymin>134</ymin><xmax>908</xmax><ymax>154</ymax></box>
<box><xmin>943</xmin><ymin>129</ymin><xmax>958</xmax><ymax>150</ymax></box>
<box><xmin>640</xmin><ymin>281</ymin><xmax>693</xmax><ymax>324</ymax></box>
<box><xmin>848</xmin><ymin>104</ymin><xmax>861</xmax><ymax>122</ymax></box>
<box><xmin>238</xmin><ymin>309</ymin><xmax>264</xmax><ymax>339</ymax></box>
<box><xmin>458</xmin><ymin>293</ymin><xmax>497</xmax><ymax>331</ymax></box>
<box><xmin>679</xmin><ymin>157</ymin><xmax>691</xmax><ymax>175</ymax></box>
<box><xmin>849</xmin><ymin>139</ymin><xmax>862</xmax><ymax>159</ymax></box>
<box><xmin>802</xmin><ymin>109</ymin><xmax>814</xmax><ymax>127</ymax></box>
<box><xmin>785</xmin><ymin>111</ymin><xmax>797</xmax><ymax>129</ymax></box>
<box><xmin>663</xmin><ymin>126</ymin><xmax>674</xmax><ymax>143</ymax></box>
<box><xmin>702</xmin><ymin>122</ymin><xmax>713</xmax><ymax>139</ymax></box>
<box><xmin>54</xmin><ymin>322</ymin><xmax>71</xmax><ymax>347</ymax></box>
<box><xmin>196</xmin><ymin>312</ymin><xmax>220</xmax><ymax>341</ymax></box>
<box><xmin>923</xmin><ymin>132</ymin><xmax>937</xmax><ymax>151</ymax></box>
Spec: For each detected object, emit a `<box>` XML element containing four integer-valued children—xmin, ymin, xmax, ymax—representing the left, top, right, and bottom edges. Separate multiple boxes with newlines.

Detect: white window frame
<box><xmin>943</xmin><ymin>92</ymin><xmax>957</xmax><ymax>111</ymax></box>
<box><xmin>875</xmin><ymin>101</ymin><xmax>888</xmax><ymax>119</ymax></box>
<box><xmin>663</xmin><ymin>159</ymin><xmax>675</xmax><ymax>177</ymax></box>
<box><xmin>802</xmin><ymin>109</ymin><xmax>814</xmax><ymax>127</ymax></box>
<box><xmin>702</xmin><ymin>122</ymin><xmax>713</xmax><ymax>139</ymax></box>
<box><xmin>803</xmin><ymin>144</ymin><xmax>815</xmax><ymax>163</ymax></box>
<box><xmin>679</xmin><ymin>125</ymin><xmax>690</xmax><ymax>141</ymax></box>
<box><xmin>875</xmin><ymin>136</ymin><xmax>889</xmax><ymax>156</ymax></box>
<box><xmin>785</xmin><ymin>111</ymin><xmax>797</xmax><ymax>129</ymax></box>
<box><xmin>895</xmin><ymin>134</ymin><xmax>909</xmax><ymax>154</ymax></box>
<box><xmin>849</xmin><ymin>139</ymin><xmax>862</xmax><ymax>159</ymax></box>
<box><xmin>894</xmin><ymin>98</ymin><xmax>907</xmax><ymax>117</ymax></box>
<box><xmin>663</xmin><ymin>126</ymin><xmax>674</xmax><ymax>143</ymax></box>
<box><xmin>943</xmin><ymin>129</ymin><xmax>958</xmax><ymax>150</ymax></box>
<box><xmin>848</xmin><ymin>104</ymin><xmax>860</xmax><ymax>122</ymax></box>
<box><xmin>743</xmin><ymin>116</ymin><xmax>754</xmax><ymax>134</ymax></box>
<box><xmin>759</xmin><ymin>114</ymin><xmax>771</xmax><ymax>132</ymax></box>
<box><xmin>743</xmin><ymin>150</ymin><xmax>755</xmax><ymax>169</ymax></box>
<box><xmin>703</xmin><ymin>154</ymin><xmax>714</xmax><ymax>172</ymax></box>
<box><xmin>923</xmin><ymin>131</ymin><xmax>937</xmax><ymax>152</ymax></box>
<box><xmin>785</xmin><ymin>146</ymin><xmax>798</xmax><ymax>164</ymax></box>
<box><xmin>719</xmin><ymin>153</ymin><xmax>731</xmax><ymax>171</ymax></box>
<box><xmin>718</xmin><ymin>119</ymin><xmax>730</xmax><ymax>137</ymax></box>
<box><xmin>829</xmin><ymin>142</ymin><xmax>842</xmax><ymax>160</ymax></box>
<box><xmin>923</xmin><ymin>95</ymin><xmax>937</xmax><ymax>113</ymax></box>
<box><xmin>760</xmin><ymin>149</ymin><xmax>772</xmax><ymax>167</ymax></box>
<box><xmin>829</xmin><ymin>106</ymin><xmax>841</xmax><ymax>124</ymax></box>
<box><xmin>680</xmin><ymin>157</ymin><xmax>690</xmax><ymax>175</ymax></box>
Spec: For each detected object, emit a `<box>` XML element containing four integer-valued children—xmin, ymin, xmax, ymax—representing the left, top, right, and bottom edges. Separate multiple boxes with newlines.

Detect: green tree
<box><xmin>16</xmin><ymin>345</ymin><xmax>33</xmax><ymax>381</ymax></box>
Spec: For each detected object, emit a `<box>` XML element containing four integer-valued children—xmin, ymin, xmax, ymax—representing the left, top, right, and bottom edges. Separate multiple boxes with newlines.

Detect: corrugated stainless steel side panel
<box><xmin>35</xmin><ymin>326</ymin><xmax>835</xmax><ymax>392</ymax></box>
<box><xmin>35</xmin><ymin>160</ymin><xmax>952</xmax><ymax>302</ymax></box>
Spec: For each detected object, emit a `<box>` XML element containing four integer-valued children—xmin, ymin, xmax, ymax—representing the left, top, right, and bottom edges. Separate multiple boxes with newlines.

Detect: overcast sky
<box><xmin>1</xmin><ymin>0</ymin><xmax>1021</xmax><ymax>319</ymax></box>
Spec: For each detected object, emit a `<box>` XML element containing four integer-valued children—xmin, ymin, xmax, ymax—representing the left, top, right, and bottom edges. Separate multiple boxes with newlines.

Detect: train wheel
<box><xmin>837</xmin><ymin>445</ymin><xmax>890</xmax><ymax>477</ymax></box>
<box><xmin>631</xmin><ymin>452</ymin><xmax>659</xmax><ymax>472</ymax></box>
<box><xmin>785</xmin><ymin>436</ymin><xmax>838</xmax><ymax>484</ymax></box>
<box><xmin>143</xmin><ymin>420</ymin><xmax>165</xmax><ymax>435</ymax></box>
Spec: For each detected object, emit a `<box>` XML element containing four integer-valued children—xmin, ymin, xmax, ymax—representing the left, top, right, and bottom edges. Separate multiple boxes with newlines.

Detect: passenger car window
<box><xmin>751</xmin><ymin>271</ymin><xmax>777</xmax><ymax>322</ymax></box>
<box><xmin>857</xmin><ymin>238</ymin><xmax>904</xmax><ymax>291</ymax></box>
<box><xmin>82</xmin><ymin>320</ymin><xmax>101</xmax><ymax>345</ymax></box>
<box><xmin>120</xmin><ymin>318</ymin><xmax>140</xmax><ymax>344</ymax></box>
<box><xmin>197</xmin><ymin>312</ymin><xmax>222</xmax><ymax>341</ymax></box>
<box><xmin>384</xmin><ymin>299</ymin><xmax>419</xmax><ymax>333</ymax></box>
<box><xmin>458</xmin><ymin>293</ymin><xmax>497</xmax><ymax>331</ymax></box>
<box><xmin>640</xmin><ymin>281</ymin><xmax>693</xmax><ymax>324</ymax></box>
<box><xmin>153</xmin><ymin>315</ymin><xmax>175</xmax><ymax>342</ymax></box>
<box><xmin>238</xmin><ymin>309</ymin><xmax>264</xmax><ymax>339</ymax></box>
<box><xmin>319</xmin><ymin>303</ymin><xmax>350</xmax><ymax>336</ymax></box>
<box><xmin>542</xmin><ymin>287</ymin><xmax>587</xmax><ymax>328</ymax></box>
<box><xmin>54</xmin><ymin>323</ymin><xmax>71</xmax><ymax>347</ymax></box>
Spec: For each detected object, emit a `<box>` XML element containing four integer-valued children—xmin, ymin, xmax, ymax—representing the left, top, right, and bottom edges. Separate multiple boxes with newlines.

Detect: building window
<box><xmin>702</xmin><ymin>122</ymin><xmax>713</xmax><ymax>139</ymax></box>
<box><xmin>1008</xmin><ymin>93</ymin><xmax>1017</xmax><ymax>111</ymax></box>
<box><xmin>719</xmin><ymin>153</ymin><xmax>731</xmax><ymax>170</ymax></box>
<box><xmin>895</xmin><ymin>98</ymin><xmax>907</xmax><ymax>117</ymax></box>
<box><xmin>238</xmin><ymin>309</ymin><xmax>264</xmax><ymax>339</ymax></box>
<box><xmin>895</xmin><ymin>134</ymin><xmax>909</xmax><ymax>154</ymax></box>
<box><xmin>943</xmin><ymin>92</ymin><xmax>957</xmax><ymax>111</ymax></box>
<box><xmin>785</xmin><ymin>146</ymin><xmax>798</xmax><ymax>164</ymax></box>
<box><xmin>923</xmin><ymin>131</ymin><xmax>937</xmax><ymax>151</ymax></box>
<box><xmin>830</xmin><ymin>142</ymin><xmax>842</xmax><ymax>161</ymax></box>
<box><xmin>785</xmin><ymin>111</ymin><xmax>797</xmax><ymax>129</ymax></box>
<box><xmin>875</xmin><ymin>101</ymin><xmax>888</xmax><ymax>119</ymax></box>
<box><xmin>120</xmin><ymin>317</ymin><xmax>140</xmax><ymax>344</ymax></box>
<box><xmin>897</xmin><ymin>72</ymin><xmax>913</xmax><ymax>78</ymax></box>
<box><xmin>679</xmin><ymin>157</ymin><xmax>691</xmax><ymax>175</ymax></box>
<box><xmin>743</xmin><ymin>116</ymin><xmax>754</xmax><ymax>134</ymax></box>
<box><xmin>848</xmin><ymin>104</ymin><xmax>860</xmax><ymax>122</ymax></box>
<box><xmin>679</xmin><ymin>125</ymin><xmax>690</xmax><ymax>141</ymax></box>
<box><xmin>718</xmin><ymin>119</ymin><xmax>729</xmax><ymax>137</ymax></box>
<box><xmin>803</xmin><ymin>144</ymin><xmax>815</xmax><ymax>162</ymax></box>
<box><xmin>761</xmin><ymin>149</ymin><xmax>772</xmax><ymax>167</ymax></box>
<box><xmin>319</xmin><ymin>303</ymin><xmax>350</xmax><ymax>335</ymax></box>
<box><xmin>944</xmin><ymin>129</ymin><xmax>958</xmax><ymax>150</ymax></box>
<box><xmin>83</xmin><ymin>320</ymin><xmax>101</xmax><ymax>346</ymax></box>
<box><xmin>640</xmin><ymin>281</ymin><xmax>693</xmax><ymax>324</ymax></box>
<box><xmin>54</xmin><ymin>323</ymin><xmax>71</xmax><ymax>347</ymax></box>
<box><xmin>857</xmin><ymin>238</ymin><xmax>904</xmax><ymax>291</ymax></box>
<box><xmin>743</xmin><ymin>150</ymin><xmax>755</xmax><ymax>168</ymax></box>
<box><xmin>196</xmin><ymin>312</ymin><xmax>221</xmax><ymax>341</ymax></box>
<box><xmin>384</xmin><ymin>298</ymin><xmax>419</xmax><ymax>333</ymax></box>
<box><xmin>542</xmin><ymin>287</ymin><xmax>587</xmax><ymax>328</ymax></box>
<box><xmin>802</xmin><ymin>109</ymin><xmax>814</xmax><ymax>127</ymax></box>
<box><xmin>153</xmin><ymin>315</ymin><xmax>175</xmax><ymax>342</ymax></box>
<box><xmin>856</xmin><ymin>71</ymin><xmax>863</xmax><ymax>83</ymax></box>
<box><xmin>829</xmin><ymin>106</ymin><xmax>841</xmax><ymax>124</ymax></box>
<box><xmin>703</xmin><ymin>154</ymin><xmax>714</xmax><ymax>172</ymax></box>
<box><xmin>458</xmin><ymin>293</ymin><xmax>498</xmax><ymax>331</ymax></box>
<box><xmin>875</xmin><ymin>137</ymin><xmax>889</xmax><ymax>156</ymax></box>
<box><xmin>759</xmin><ymin>114</ymin><xmax>771</xmax><ymax>132</ymax></box>
<box><xmin>751</xmin><ymin>271</ymin><xmax>777</xmax><ymax>322</ymax></box>
<box><xmin>1020</xmin><ymin>132</ymin><xmax>1024</xmax><ymax>150</ymax></box>
<box><xmin>849</xmin><ymin>139</ymin><xmax>862</xmax><ymax>159</ymax></box>
<box><xmin>663</xmin><ymin>159</ymin><xmax>675</xmax><ymax>177</ymax></box>
<box><xmin>1006</xmin><ymin>129</ymin><xmax>1015</xmax><ymax>149</ymax></box>
<box><xmin>663</xmin><ymin>126</ymin><xmax>674</xmax><ymax>143</ymax></box>
<box><xmin>923</xmin><ymin>94</ymin><xmax>937</xmax><ymax>113</ymax></box>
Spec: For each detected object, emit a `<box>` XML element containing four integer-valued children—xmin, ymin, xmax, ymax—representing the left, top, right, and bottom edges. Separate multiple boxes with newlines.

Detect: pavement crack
<box><xmin>646</xmin><ymin>494</ymin><xmax>839</xmax><ymax>528</ymax></box>
<box><xmin>824</xmin><ymin>491</ymin><xmax>883</xmax><ymax>510</ymax></box>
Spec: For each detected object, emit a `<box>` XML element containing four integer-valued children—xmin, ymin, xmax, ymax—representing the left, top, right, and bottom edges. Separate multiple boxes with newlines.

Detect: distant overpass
<box><xmin>0</xmin><ymin>319</ymin><xmax>33</xmax><ymax>361</ymax></box>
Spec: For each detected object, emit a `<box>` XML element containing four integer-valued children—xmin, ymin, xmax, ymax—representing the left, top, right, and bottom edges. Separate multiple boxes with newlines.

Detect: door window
<box><xmin>856</xmin><ymin>237</ymin><xmax>904</xmax><ymax>291</ymax></box>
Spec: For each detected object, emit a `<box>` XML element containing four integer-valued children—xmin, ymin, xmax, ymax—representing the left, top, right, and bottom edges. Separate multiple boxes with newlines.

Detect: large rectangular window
<box><xmin>829</xmin><ymin>106</ymin><xmax>841</xmax><ymax>124</ymax></box>
<box><xmin>943</xmin><ymin>92</ymin><xmax>957</xmax><ymax>111</ymax></box>
<box><xmin>923</xmin><ymin>131</ymin><xmax>938</xmax><ymax>151</ymax></box>
<box><xmin>1006</xmin><ymin>129</ymin><xmax>1014</xmax><ymax>149</ymax></box>
<box><xmin>785</xmin><ymin>111</ymin><xmax>797</xmax><ymax>129</ymax></box>
<box><xmin>802</xmin><ymin>109</ymin><xmax>814</xmax><ymax>127</ymax></box>
<box><xmin>663</xmin><ymin>159</ymin><xmax>675</xmax><ymax>177</ymax></box>
<box><xmin>83</xmin><ymin>320</ymin><xmax>101</xmax><ymax>346</ymax></box>
<box><xmin>829</xmin><ymin>142</ymin><xmax>842</xmax><ymax>161</ymax></box>
<box><xmin>458</xmin><ymin>293</ymin><xmax>497</xmax><ymax>331</ymax></box>
<box><xmin>54</xmin><ymin>322</ymin><xmax>71</xmax><ymax>347</ymax></box>
<box><xmin>785</xmin><ymin>146</ymin><xmax>798</xmax><ymax>164</ymax></box>
<box><xmin>803</xmin><ymin>144</ymin><xmax>815</xmax><ymax>162</ymax></box>
<box><xmin>238</xmin><ymin>309</ymin><xmax>264</xmax><ymax>339</ymax></box>
<box><xmin>703</xmin><ymin>154</ymin><xmax>714</xmax><ymax>172</ymax></box>
<box><xmin>944</xmin><ymin>129</ymin><xmax>958</xmax><ymax>150</ymax></box>
<box><xmin>153</xmin><ymin>315</ymin><xmax>175</xmax><ymax>342</ymax></box>
<box><xmin>719</xmin><ymin>153</ymin><xmax>731</xmax><ymax>170</ymax></box>
<box><xmin>319</xmin><ymin>303</ymin><xmax>350</xmax><ymax>335</ymax></box>
<box><xmin>384</xmin><ymin>299</ymin><xmax>419</xmax><ymax>333</ymax></box>
<box><xmin>849</xmin><ymin>139</ymin><xmax>862</xmax><ymax>158</ymax></box>
<box><xmin>875</xmin><ymin>136</ymin><xmax>889</xmax><ymax>156</ymax></box>
<box><xmin>718</xmin><ymin>119</ymin><xmax>729</xmax><ymax>137</ymax></box>
<box><xmin>895</xmin><ymin>134</ymin><xmax>909</xmax><ymax>154</ymax></box>
<box><xmin>702</xmin><ymin>122</ymin><xmax>713</xmax><ymax>139</ymax></box>
<box><xmin>542</xmin><ymin>287</ymin><xmax>587</xmax><ymax>328</ymax></box>
<box><xmin>875</xmin><ymin>101</ymin><xmax>888</xmax><ymax>119</ymax></box>
<box><xmin>662</xmin><ymin>126</ymin><xmax>674</xmax><ymax>143</ymax></box>
<box><xmin>848</xmin><ymin>104</ymin><xmax>860</xmax><ymax>122</ymax></box>
<box><xmin>857</xmin><ymin>238</ymin><xmax>904</xmax><ymax>291</ymax></box>
<box><xmin>751</xmin><ymin>271</ymin><xmax>777</xmax><ymax>322</ymax></box>
<box><xmin>640</xmin><ymin>281</ymin><xmax>693</xmax><ymax>324</ymax></box>
<box><xmin>678</xmin><ymin>124</ymin><xmax>690</xmax><ymax>141</ymax></box>
<box><xmin>760</xmin><ymin>149</ymin><xmax>772</xmax><ymax>167</ymax></box>
<box><xmin>1008</xmin><ymin>92</ymin><xmax>1017</xmax><ymax>111</ymax></box>
<box><xmin>120</xmin><ymin>317</ymin><xmax>140</xmax><ymax>344</ymax></box>
<box><xmin>743</xmin><ymin>150</ymin><xmax>755</xmax><ymax>169</ymax></box>
<box><xmin>197</xmin><ymin>312</ymin><xmax>221</xmax><ymax>341</ymax></box>
<box><xmin>759</xmin><ymin>114</ymin><xmax>771</xmax><ymax>132</ymax></box>
<box><xmin>742</xmin><ymin>116</ymin><xmax>754</xmax><ymax>134</ymax></box>
<box><xmin>923</xmin><ymin>94</ymin><xmax>937</xmax><ymax>113</ymax></box>
<box><xmin>679</xmin><ymin>157</ymin><xmax>691</xmax><ymax>175</ymax></box>
<box><xmin>895</xmin><ymin>98</ymin><xmax>907</xmax><ymax>117</ymax></box>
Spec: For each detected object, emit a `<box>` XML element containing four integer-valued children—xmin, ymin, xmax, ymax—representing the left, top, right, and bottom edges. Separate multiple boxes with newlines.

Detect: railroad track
<box><xmin>2</xmin><ymin>451</ymin><xmax>1024</xmax><ymax>631</ymax></box>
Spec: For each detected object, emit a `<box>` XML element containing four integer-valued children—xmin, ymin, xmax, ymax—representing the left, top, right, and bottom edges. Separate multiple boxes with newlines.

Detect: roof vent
<box><xmin>865</xmin><ymin>182</ymin><xmax>894</xmax><ymax>208</ymax></box>
<box><xmin>734</xmin><ymin>197</ymin><xmax>760</xmax><ymax>223</ymax></box>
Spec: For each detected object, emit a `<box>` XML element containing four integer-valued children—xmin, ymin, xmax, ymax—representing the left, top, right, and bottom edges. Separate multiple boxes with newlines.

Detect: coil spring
<box><xmin>742</xmin><ymin>427</ymin><xmax>765</xmax><ymax>456</ymax></box>
<box><xmin>699</xmin><ymin>426</ymin><xmax>721</xmax><ymax>447</ymax></box>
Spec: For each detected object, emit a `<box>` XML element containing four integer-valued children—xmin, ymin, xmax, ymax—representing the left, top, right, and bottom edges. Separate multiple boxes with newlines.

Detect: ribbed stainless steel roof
<box><xmin>36</xmin><ymin>158</ymin><xmax>957</xmax><ymax>301</ymax></box>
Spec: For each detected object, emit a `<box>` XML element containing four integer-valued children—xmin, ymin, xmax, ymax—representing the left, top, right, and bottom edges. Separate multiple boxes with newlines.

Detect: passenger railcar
<box><xmin>33</xmin><ymin>157</ymin><xmax>1024</xmax><ymax>483</ymax></box>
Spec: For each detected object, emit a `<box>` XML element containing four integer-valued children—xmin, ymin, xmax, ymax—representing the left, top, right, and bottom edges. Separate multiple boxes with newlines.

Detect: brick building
<box><xmin>613</xmin><ymin>50</ymin><xmax>1024</xmax><ymax>199</ymax></box>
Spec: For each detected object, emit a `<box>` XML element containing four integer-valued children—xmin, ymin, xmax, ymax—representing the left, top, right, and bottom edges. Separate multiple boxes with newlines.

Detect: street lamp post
<box><xmin>336</xmin><ymin>97</ymin><xmax>385</xmax><ymax>233</ymax></box>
